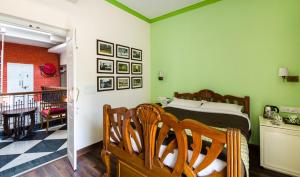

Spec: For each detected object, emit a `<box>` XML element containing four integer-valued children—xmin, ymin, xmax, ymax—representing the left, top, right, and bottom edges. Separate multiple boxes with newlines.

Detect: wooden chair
<box><xmin>40</xmin><ymin>91</ymin><xmax>67</xmax><ymax>133</ymax></box>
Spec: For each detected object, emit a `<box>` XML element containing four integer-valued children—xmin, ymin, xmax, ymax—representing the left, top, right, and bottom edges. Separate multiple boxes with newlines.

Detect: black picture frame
<box><xmin>97</xmin><ymin>58</ymin><xmax>114</xmax><ymax>74</ymax></box>
<box><xmin>131</xmin><ymin>48</ymin><xmax>142</xmax><ymax>61</ymax></box>
<box><xmin>116</xmin><ymin>61</ymin><xmax>130</xmax><ymax>74</ymax></box>
<box><xmin>131</xmin><ymin>62</ymin><xmax>142</xmax><ymax>75</ymax></box>
<box><xmin>116</xmin><ymin>44</ymin><xmax>130</xmax><ymax>59</ymax></box>
<box><xmin>97</xmin><ymin>76</ymin><xmax>114</xmax><ymax>92</ymax></box>
<box><xmin>97</xmin><ymin>40</ymin><xmax>114</xmax><ymax>57</ymax></box>
<box><xmin>131</xmin><ymin>77</ymin><xmax>143</xmax><ymax>89</ymax></box>
<box><xmin>116</xmin><ymin>77</ymin><xmax>130</xmax><ymax>90</ymax></box>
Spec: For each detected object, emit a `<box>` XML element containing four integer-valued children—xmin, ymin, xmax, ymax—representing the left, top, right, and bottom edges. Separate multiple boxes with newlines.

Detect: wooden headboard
<box><xmin>174</xmin><ymin>89</ymin><xmax>250</xmax><ymax>117</ymax></box>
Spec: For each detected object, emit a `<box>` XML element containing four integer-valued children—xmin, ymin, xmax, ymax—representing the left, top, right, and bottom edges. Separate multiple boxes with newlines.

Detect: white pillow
<box><xmin>167</xmin><ymin>98</ymin><xmax>206</xmax><ymax>108</ymax></box>
<box><xmin>201</xmin><ymin>102</ymin><xmax>243</xmax><ymax>113</ymax></box>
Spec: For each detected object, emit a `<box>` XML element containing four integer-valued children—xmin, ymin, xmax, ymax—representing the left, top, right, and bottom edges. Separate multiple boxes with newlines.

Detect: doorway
<box><xmin>0</xmin><ymin>16</ymin><xmax>77</xmax><ymax>176</ymax></box>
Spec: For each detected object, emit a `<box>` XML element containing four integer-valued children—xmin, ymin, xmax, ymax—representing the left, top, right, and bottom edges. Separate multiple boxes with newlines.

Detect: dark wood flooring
<box><xmin>20</xmin><ymin>144</ymin><xmax>292</xmax><ymax>177</ymax></box>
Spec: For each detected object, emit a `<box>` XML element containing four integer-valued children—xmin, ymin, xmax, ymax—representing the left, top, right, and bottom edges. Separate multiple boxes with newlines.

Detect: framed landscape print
<box><xmin>131</xmin><ymin>77</ymin><xmax>142</xmax><ymax>89</ymax></box>
<box><xmin>131</xmin><ymin>63</ymin><xmax>142</xmax><ymax>75</ymax></box>
<box><xmin>116</xmin><ymin>44</ymin><xmax>130</xmax><ymax>59</ymax></box>
<box><xmin>116</xmin><ymin>61</ymin><xmax>130</xmax><ymax>74</ymax></box>
<box><xmin>97</xmin><ymin>58</ymin><xmax>114</xmax><ymax>74</ymax></box>
<box><xmin>131</xmin><ymin>48</ymin><xmax>142</xmax><ymax>61</ymax></box>
<box><xmin>116</xmin><ymin>77</ymin><xmax>130</xmax><ymax>90</ymax></box>
<box><xmin>97</xmin><ymin>76</ymin><xmax>114</xmax><ymax>92</ymax></box>
<box><xmin>97</xmin><ymin>40</ymin><xmax>114</xmax><ymax>57</ymax></box>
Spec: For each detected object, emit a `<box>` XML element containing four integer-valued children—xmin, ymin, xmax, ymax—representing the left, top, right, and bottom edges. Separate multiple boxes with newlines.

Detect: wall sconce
<box><xmin>278</xmin><ymin>68</ymin><xmax>288</xmax><ymax>80</ymax></box>
<box><xmin>158</xmin><ymin>71</ymin><xmax>164</xmax><ymax>81</ymax></box>
<box><xmin>278</xmin><ymin>67</ymin><xmax>299</xmax><ymax>82</ymax></box>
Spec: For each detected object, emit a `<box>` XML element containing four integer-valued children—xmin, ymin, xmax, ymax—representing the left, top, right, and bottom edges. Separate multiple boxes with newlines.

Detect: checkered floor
<box><xmin>0</xmin><ymin>124</ymin><xmax>67</xmax><ymax>177</ymax></box>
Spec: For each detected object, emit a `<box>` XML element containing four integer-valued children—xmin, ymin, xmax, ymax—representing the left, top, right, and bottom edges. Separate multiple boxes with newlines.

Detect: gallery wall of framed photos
<box><xmin>96</xmin><ymin>39</ymin><xmax>143</xmax><ymax>92</ymax></box>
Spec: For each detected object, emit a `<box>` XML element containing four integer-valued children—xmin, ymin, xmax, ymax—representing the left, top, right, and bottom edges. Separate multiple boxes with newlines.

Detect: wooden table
<box><xmin>2</xmin><ymin>107</ymin><xmax>37</xmax><ymax>139</ymax></box>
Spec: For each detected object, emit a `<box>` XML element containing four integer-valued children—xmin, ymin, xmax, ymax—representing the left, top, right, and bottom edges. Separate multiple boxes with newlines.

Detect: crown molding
<box><xmin>106</xmin><ymin>0</ymin><xmax>221</xmax><ymax>23</ymax></box>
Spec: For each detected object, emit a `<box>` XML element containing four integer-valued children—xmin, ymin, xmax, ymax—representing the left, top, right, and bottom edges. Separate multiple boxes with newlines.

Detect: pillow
<box><xmin>201</xmin><ymin>102</ymin><xmax>243</xmax><ymax>113</ymax></box>
<box><xmin>167</xmin><ymin>97</ymin><xmax>206</xmax><ymax>108</ymax></box>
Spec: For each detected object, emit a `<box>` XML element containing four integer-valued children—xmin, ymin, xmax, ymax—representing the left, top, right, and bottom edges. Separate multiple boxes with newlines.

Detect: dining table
<box><xmin>2</xmin><ymin>107</ymin><xmax>37</xmax><ymax>139</ymax></box>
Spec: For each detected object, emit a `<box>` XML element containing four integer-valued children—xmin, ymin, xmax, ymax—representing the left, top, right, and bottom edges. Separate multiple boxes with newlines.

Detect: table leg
<box><xmin>13</xmin><ymin>117</ymin><xmax>18</xmax><ymax>139</ymax></box>
<box><xmin>3</xmin><ymin>116</ymin><xmax>11</xmax><ymax>138</ymax></box>
<box><xmin>27</xmin><ymin>113</ymin><xmax>35</xmax><ymax>135</ymax></box>
<box><xmin>22</xmin><ymin>116</ymin><xmax>25</xmax><ymax>136</ymax></box>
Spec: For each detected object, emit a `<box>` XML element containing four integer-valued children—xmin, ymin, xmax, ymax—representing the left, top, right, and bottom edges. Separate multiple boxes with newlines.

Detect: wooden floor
<box><xmin>20</xmin><ymin>143</ymin><xmax>291</xmax><ymax>177</ymax></box>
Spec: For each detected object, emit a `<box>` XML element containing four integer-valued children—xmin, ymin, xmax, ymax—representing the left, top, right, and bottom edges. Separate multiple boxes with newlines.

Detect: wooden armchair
<box><xmin>40</xmin><ymin>90</ymin><xmax>67</xmax><ymax>133</ymax></box>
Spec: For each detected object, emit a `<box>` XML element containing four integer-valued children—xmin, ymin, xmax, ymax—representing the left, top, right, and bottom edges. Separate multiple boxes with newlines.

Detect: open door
<box><xmin>66</xmin><ymin>29</ymin><xmax>77</xmax><ymax>170</ymax></box>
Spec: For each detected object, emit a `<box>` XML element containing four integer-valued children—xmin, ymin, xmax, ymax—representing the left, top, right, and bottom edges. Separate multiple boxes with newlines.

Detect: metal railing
<box><xmin>0</xmin><ymin>87</ymin><xmax>67</xmax><ymax>131</ymax></box>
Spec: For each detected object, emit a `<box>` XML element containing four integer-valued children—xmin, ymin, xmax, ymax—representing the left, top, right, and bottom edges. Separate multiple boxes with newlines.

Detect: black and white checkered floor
<box><xmin>0</xmin><ymin>124</ymin><xmax>67</xmax><ymax>177</ymax></box>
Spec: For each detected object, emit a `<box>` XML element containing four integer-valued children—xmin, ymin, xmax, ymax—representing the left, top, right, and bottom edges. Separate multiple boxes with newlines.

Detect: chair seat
<box><xmin>41</xmin><ymin>107</ymin><xmax>67</xmax><ymax>117</ymax></box>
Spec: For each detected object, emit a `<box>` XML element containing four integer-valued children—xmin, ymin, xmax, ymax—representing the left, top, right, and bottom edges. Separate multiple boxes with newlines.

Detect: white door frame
<box><xmin>65</xmin><ymin>28</ymin><xmax>78</xmax><ymax>170</ymax></box>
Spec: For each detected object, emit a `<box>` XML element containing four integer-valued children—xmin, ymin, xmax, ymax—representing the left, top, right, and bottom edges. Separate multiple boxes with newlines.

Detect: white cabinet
<box><xmin>260</xmin><ymin>116</ymin><xmax>300</xmax><ymax>176</ymax></box>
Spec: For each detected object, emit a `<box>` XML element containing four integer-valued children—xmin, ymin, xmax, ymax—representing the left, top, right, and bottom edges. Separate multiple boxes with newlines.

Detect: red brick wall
<box><xmin>3</xmin><ymin>42</ymin><xmax>60</xmax><ymax>93</ymax></box>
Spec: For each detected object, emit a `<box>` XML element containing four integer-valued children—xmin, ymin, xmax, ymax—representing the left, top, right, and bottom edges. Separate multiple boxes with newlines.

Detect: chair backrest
<box><xmin>40</xmin><ymin>90</ymin><xmax>67</xmax><ymax>110</ymax></box>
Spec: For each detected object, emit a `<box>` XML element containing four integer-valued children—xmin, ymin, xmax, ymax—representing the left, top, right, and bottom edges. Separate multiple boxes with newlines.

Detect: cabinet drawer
<box><xmin>260</xmin><ymin>126</ymin><xmax>300</xmax><ymax>176</ymax></box>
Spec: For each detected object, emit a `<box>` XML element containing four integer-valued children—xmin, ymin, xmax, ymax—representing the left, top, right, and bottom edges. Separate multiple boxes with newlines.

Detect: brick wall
<box><xmin>3</xmin><ymin>42</ymin><xmax>60</xmax><ymax>93</ymax></box>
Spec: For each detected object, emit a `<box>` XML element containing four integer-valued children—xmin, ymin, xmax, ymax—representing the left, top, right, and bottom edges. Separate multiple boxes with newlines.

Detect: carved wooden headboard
<box><xmin>174</xmin><ymin>89</ymin><xmax>250</xmax><ymax>117</ymax></box>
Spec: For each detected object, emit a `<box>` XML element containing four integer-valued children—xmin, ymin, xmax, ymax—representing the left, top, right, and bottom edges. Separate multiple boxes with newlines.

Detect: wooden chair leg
<box><xmin>46</xmin><ymin>120</ymin><xmax>49</xmax><ymax>133</ymax></box>
<box><xmin>101</xmin><ymin>149</ymin><xmax>111</xmax><ymax>177</ymax></box>
<box><xmin>40</xmin><ymin>115</ymin><xmax>43</xmax><ymax>129</ymax></box>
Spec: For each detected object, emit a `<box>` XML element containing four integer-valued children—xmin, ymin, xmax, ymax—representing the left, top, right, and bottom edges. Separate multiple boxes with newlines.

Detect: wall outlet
<box><xmin>280</xmin><ymin>106</ymin><xmax>300</xmax><ymax>114</ymax></box>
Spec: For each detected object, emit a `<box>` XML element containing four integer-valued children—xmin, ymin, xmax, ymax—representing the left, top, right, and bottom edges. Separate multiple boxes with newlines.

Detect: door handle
<box><xmin>76</xmin><ymin>88</ymin><xmax>79</xmax><ymax>101</ymax></box>
<box><xmin>68</xmin><ymin>88</ymin><xmax>73</xmax><ymax>103</ymax></box>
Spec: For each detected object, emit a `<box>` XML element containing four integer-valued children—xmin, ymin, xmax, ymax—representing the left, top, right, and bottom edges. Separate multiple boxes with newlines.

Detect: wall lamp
<box><xmin>158</xmin><ymin>71</ymin><xmax>164</xmax><ymax>81</ymax></box>
<box><xmin>278</xmin><ymin>67</ymin><xmax>298</xmax><ymax>82</ymax></box>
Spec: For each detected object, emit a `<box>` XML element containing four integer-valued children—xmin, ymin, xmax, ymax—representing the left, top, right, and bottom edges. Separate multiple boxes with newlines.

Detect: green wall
<box><xmin>151</xmin><ymin>0</ymin><xmax>300</xmax><ymax>144</ymax></box>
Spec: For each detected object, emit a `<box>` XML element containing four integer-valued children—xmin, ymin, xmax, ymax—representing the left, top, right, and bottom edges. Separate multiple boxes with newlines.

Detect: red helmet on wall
<box><xmin>40</xmin><ymin>63</ymin><xmax>57</xmax><ymax>77</ymax></box>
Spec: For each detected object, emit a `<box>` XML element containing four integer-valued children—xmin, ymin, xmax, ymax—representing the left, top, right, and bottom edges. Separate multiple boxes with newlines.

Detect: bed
<box><xmin>101</xmin><ymin>89</ymin><xmax>250</xmax><ymax>177</ymax></box>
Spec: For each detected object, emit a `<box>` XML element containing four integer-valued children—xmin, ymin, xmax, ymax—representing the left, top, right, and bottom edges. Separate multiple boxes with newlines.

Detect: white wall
<box><xmin>0</xmin><ymin>0</ymin><xmax>151</xmax><ymax>149</ymax></box>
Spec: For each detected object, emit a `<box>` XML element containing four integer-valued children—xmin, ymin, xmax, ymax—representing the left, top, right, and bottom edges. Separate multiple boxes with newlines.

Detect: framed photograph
<box><xmin>116</xmin><ymin>44</ymin><xmax>130</xmax><ymax>59</ymax></box>
<box><xmin>131</xmin><ymin>63</ymin><xmax>142</xmax><ymax>75</ymax></box>
<box><xmin>131</xmin><ymin>77</ymin><xmax>142</xmax><ymax>89</ymax></box>
<box><xmin>131</xmin><ymin>48</ymin><xmax>142</xmax><ymax>61</ymax></box>
<box><xmin>97</xmin><ymin>76</ymin><xmax>114</xmax><ymax>92</ymax></box>
<box><xmin>97</xmin><ymin>58</ymin><xmax>114</xmax><ymax>74</ymax></box>
<box><xmin>116</xmin><ymin>61</ymin><xmax>130</xmax><ymax>74</ymax></box>
<box><xmin>97</xmin><ymin>40</ymin><xmax>114</xmax><ymax>57</ymax></box>
<box><xmin>116</xmin><ymin>77</ymin><xmax>130</xmax><ymax>90</ymax></box>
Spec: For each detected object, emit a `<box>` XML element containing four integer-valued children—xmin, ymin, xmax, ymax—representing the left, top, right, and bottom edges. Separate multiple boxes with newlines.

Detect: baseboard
<box><xmin>77</xmin><ymin>141</ymin><xmax>103</xmax><ymax>157</ymax></box>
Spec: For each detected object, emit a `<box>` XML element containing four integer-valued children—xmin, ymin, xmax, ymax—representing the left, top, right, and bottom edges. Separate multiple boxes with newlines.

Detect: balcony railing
<box><xmin>0</xmin><ymin>87</ymin><xmax>67</xmax><ymax>132</ymax></box>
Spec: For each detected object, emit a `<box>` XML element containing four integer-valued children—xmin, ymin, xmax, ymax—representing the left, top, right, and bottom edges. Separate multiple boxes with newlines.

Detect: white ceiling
<box><xmin>117</xmin><ymin>0</ymin><xmax>203</xmax><ymax>19</ymax></box>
